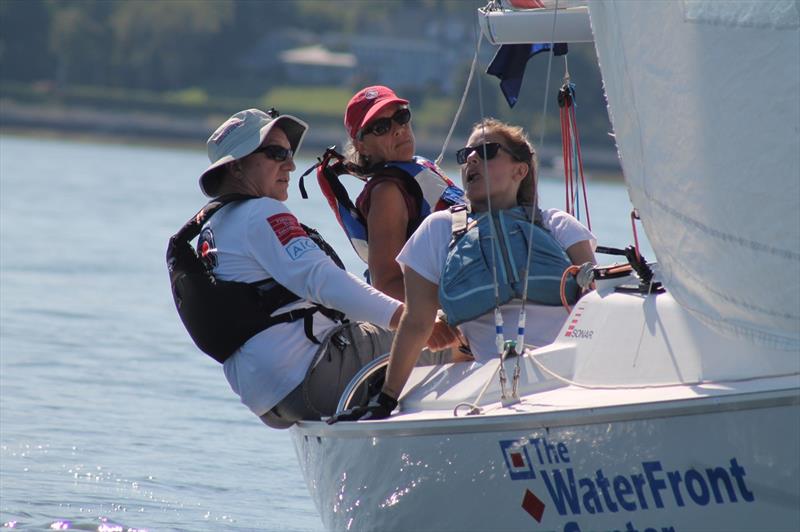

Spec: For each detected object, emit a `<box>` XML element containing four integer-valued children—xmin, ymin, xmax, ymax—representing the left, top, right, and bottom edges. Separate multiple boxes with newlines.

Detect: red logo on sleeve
<box><xmin>267</xmin><ymin>213</ymin><xmax>307</xmax><ymax>245</ymax></box>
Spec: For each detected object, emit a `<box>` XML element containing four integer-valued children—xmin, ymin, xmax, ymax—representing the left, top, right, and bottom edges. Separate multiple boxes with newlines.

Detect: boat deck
<box><xmin>297</xmin><ymin>372</ymin><xmax>799</xmax><ymax>437</ymax></box>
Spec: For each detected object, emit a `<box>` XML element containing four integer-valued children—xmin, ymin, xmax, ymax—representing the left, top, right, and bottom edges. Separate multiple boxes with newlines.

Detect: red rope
<box><xmin>561</xmin><ymin>106</ymin><xmax>571</xmax><ymax>215</ymax></box>
<box><xmin>566</xmin><ymin>112</ymin><xmax>574</xmax><ymax>214</ymax></box>
<box><xmin>559</xmin><ymin>86</ymin><xmax>591</xmax><ymax>228</ymax></box>
<box><xmin>570</xmin><ymin>105</ymin><xmax>591</xmax><ymax>231</ymax></box>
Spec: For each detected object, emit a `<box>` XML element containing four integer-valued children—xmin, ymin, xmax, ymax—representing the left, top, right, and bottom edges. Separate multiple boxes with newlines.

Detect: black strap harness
<box><xmin>166</xmin><ymin>194</ymin><xmax>346</xmax><ymax>363</ymax></box>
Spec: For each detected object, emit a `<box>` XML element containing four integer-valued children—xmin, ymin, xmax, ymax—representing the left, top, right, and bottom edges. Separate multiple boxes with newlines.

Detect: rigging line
<box><xmin>436</xmin><ymin>28</ymin><xmax>483</xmax><ymax>167</ymax></box>
<box><xmin>472</xmin><ymin>16</ymin><xmax>502</xmax><ymax>321</ymax></box>
<box><xmin>518</xmin><ymin>0</ymin><xmax>562</xmax><ymax>345</ymax></box>
<box><xmin>453</xmin><ymin>352</ymin><xmax>529</xmax><ymax>417</ymax></box>
<box><xmin>499</xmin><ymin>0</ymin><xmax>563</xmax><ymax>399</ymax></box>
<box><xmin>534</xmin><ymin>0</ymin><xmax>560</xmax><ymax>163</ymax></box>
<box><xmin>476</xmin><ymin>47</ymin><xmax>507</xmax><ymax>374</ymax></box>
<box><xmin>454</xmin><ymin>358</ymin><xmax>504</xmax><ymax>416</ymax></box>
<box><xmin>471</xmin><ymin>11</ymin><xmax>510</xmax><ymax>399</ymax></box>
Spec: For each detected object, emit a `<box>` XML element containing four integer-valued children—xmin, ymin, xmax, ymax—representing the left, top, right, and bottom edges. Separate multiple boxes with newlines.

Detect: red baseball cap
<box><xmin>344</xmin><ymin>85</ymin><xmax>409</xmax><ymax>140</ymax></box>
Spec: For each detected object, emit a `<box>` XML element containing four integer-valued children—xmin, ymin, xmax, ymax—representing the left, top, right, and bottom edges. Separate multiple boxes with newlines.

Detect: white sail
<box><xmin>589</xmin><ymin>0</ymin><xmax>800</xmax><ymax>350</ymax></box>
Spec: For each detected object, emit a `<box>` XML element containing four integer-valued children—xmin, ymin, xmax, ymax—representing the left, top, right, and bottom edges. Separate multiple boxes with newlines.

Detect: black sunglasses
<box><xmin>252</xmin><ymin>144</ymin><xmax>294</xmax><ymax>162</ymax></box>
<box><xmin>357</xmin><ymin>108</ymin><xmax>412</xmax><ymax>140</ymax></box>
<box><xmin>455</xmin><ymin>142</ymin><xmax>519</xmax><ymax>165</ymax></box>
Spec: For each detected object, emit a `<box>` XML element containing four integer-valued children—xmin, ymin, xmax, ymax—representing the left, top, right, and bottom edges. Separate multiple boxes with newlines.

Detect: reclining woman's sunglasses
<box><xmin>456</xmin><ymin>142</ymin><xmax>520</xmax><ymax>165</ymax></box>
<box><xmin>357</xmin><ymin>108</ymin><xmax>412</xmax><ymax>140</ymax></box>
<box><xmin>252</xmin><ymin>144</ymin><xmax>294</xmax><ymax>162</ymax></box>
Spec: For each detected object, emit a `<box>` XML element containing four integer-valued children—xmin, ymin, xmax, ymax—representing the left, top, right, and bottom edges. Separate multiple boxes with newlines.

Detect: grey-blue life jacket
<box><xmin>439</xmin><ymin>205</ymin><xmax>579</xmax><ymax>326</ymax></box>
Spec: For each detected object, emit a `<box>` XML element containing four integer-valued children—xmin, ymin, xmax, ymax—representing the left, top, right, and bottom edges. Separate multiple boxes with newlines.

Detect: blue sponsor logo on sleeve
<box><xmin>285</xmin><ymin>237</ymin><xmax>319</xmax><ymax>261</ymax></box>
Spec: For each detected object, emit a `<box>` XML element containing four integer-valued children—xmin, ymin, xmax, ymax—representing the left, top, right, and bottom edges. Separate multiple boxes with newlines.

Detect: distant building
<box><xmin>240</xmin><ymin>25</ymin><xmax>471</xmax><ymax>95</ymax></box>
<box><xmin>238</xmin><ymin>29</ymin><xmax>318</xmax><ymax>76</ymax></box>
<box><xmin>280</xmin><ymin>45</ymin><xmax>356</xmax><ymax>85</ymax></box>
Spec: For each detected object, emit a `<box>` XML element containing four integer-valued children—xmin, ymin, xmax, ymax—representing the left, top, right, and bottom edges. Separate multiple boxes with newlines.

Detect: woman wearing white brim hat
<box><xmin>182</xmin><ymin>108</ymin><xmax>404</xmax><ymax>428</ymax></box>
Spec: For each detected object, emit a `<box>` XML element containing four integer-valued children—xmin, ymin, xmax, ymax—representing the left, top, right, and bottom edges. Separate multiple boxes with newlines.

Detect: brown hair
<box><xmin>343</xmin><ymin>139</ymin><xmax>372</xmax><ymax>174</ymax></box>
<box><xmin>469</xmin><ymin>118</ymin><xmax>541</xmax><ymax>221</ymax></box>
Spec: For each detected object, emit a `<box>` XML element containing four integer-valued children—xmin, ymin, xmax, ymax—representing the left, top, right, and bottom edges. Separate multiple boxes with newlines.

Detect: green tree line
<box><xmin>1</xmin><ymin>0</ymin><xmax>475</xmax><ymax>91</ymax></box>
<box><xmin>0</xmin><ymin>0</ymin><xmax>614</xmax><ymax>150</ymax></box>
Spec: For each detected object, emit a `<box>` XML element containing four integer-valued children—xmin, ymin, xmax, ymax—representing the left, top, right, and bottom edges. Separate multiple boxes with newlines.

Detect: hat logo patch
<box><xmin>210</xmin><ymin>118</ymin><xmax>244</xmax><ymax>145</ymax></box>
<box><xmin>365</xmin><ymin>89</ymin><xmax>379</xmax><ymax>100</ymax></box>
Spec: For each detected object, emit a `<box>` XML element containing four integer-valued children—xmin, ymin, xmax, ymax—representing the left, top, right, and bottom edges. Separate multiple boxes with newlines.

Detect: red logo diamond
<box><xmin>522</xmin><ymin>489</ymin><xmax>545</xmax><ymax>523</ymax></box>
<box><xmin>510</xmin><ymin>452</ymin><xmax>525</xmax><ymax>468</ymax></box>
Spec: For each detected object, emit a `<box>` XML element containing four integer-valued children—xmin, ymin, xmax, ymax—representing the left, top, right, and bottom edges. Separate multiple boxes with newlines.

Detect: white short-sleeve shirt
<box><xmin>397</xmin><ymin>208</ymin><xmax>595</xmax><ymax>362</ymax></box>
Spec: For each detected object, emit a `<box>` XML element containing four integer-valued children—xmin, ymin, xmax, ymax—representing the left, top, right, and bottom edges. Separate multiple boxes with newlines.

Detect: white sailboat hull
<box><xmin>292</xmin><ymin>387</ymin><xmax>799</xmax><ymax>531</ymax></box>
<box><xmin>292</xmin><ymin>282</ymin><xmax>799</xmax><ymax>530</ymax></box>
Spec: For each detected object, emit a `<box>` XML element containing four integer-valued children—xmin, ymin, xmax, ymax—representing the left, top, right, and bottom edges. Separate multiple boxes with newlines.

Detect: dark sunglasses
<box><xmin>252</xmin><ymin>144</ymin><xmax>294</xmax><ymax>162</ymax></box>
<box><xmin>455</xmin><ymin>142</ymin><xmax>519</xmax><ymax>165</ymax></box>
<box><xmin>357</xmin><ymin>108</ymin><xmax>412</xmax><ymax>140</ymax></box>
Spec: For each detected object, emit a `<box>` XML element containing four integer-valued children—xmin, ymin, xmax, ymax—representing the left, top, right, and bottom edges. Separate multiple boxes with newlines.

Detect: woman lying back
<box><xmin>331</xmin><ymin>118</ymin><xmax>596</xmax><ymax>421</ymax></box>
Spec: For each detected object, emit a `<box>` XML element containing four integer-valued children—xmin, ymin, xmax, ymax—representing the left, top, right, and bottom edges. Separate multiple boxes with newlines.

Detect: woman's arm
<box><xmin>381</xmin><ymin>267</ymin><xmax>439</xmax><ymax>399</ymax></box>
<box><xmin>246</xmin><ymin>200</ymin><xmax>402</xmax><ymax>329</ymax></box>
<box><xmin>326</xmin><ymin>272</ymin><xmax>457</xmax><ymax>424</ymax></box>
<box><xmin>366</xmin><ymin>181</ymin><xmax>410</xmax><ymax>301</ymax></box>
<box><xmin>565</xmin><ymin>239</ymin><xmax>596</xmax><ymax>266</ymax></box>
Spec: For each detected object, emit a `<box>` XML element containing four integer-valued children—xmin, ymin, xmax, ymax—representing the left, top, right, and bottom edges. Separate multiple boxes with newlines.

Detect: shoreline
<box><xmin>1</xmin><ymin>100</ymin><xmax>623</xmax><ymax>177</ymax></box>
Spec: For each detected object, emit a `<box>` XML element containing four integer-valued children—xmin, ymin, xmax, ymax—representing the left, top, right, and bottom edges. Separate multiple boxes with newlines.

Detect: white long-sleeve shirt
<box><xmin>204</xmin><ymin>197</ymin><xmax>400</xmax><ymax>415</ymax></box>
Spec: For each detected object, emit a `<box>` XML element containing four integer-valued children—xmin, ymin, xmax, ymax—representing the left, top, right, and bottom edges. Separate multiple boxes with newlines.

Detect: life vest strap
<box><xmin>266</xmin><ymin>306</ymin><xmax>342</xmax><ymax>345</ymax></box>
<box><xmin>449</xmin><ymin>204</ymin><xmax>470</xmax><ymax>246</ymax></box>
<box><xmin>304</xmin><ymin>148</ymin><xmax>464</xmax><ymax>265</ymax></box>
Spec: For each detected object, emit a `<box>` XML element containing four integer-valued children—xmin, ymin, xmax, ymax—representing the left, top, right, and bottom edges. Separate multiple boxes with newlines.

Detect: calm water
<box><xmin>0</xmin><ymin>134</ymin><xmax>649</xmax><ymax>531</ymax></box>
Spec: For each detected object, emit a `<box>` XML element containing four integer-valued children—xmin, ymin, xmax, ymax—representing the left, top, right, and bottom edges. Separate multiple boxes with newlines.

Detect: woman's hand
<box><xmin>566</xmin><ymin>240</ymin><xmax>597</xmax><ymax>291</ymax></box>
<box><xmin>326</xmin><ymin>391</ymin><xmax>398</xmax><ymax>424</ymax></box>
<box><xmin>426</xmin><ymin>317</ymin><xmax>460</xmax><ymax>351</ymax></box>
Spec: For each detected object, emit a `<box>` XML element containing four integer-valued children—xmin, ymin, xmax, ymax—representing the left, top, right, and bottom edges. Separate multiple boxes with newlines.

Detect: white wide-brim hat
<box><xmin>199</xmin><ymin>108</ymin><xmax>308</xmax><ymax>197</ymax></box>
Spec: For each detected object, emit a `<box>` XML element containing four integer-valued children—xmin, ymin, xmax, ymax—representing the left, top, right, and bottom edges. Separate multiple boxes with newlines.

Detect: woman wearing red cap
<box><xmin>344</xmin><ymin>86</ymin><xmax>464</xmax><ymax>300</ymax></box>
<box><xmin>343</xmin><ymin>86</ymin><xmax>467</xmax><ymax>361</ymax></box>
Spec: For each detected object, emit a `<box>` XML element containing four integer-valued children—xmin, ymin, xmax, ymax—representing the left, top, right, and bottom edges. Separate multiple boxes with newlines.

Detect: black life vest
<box><xmin>166</xmin><ymin>194</ymin><xmax>346</xmax><ymax>363</ymax></box>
